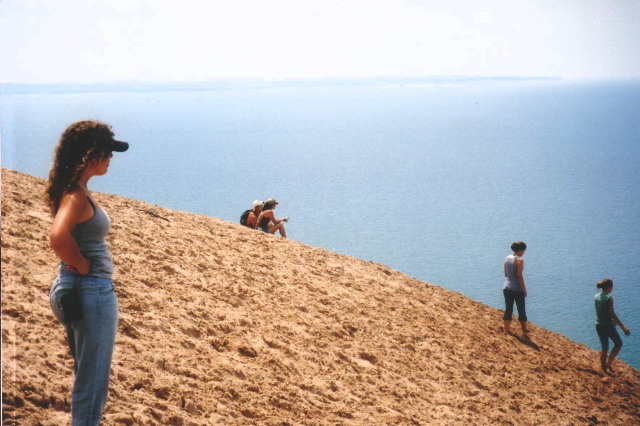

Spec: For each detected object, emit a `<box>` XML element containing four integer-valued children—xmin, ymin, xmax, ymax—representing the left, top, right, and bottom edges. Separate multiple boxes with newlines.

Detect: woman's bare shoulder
<box><xmin>59</xmin><ymin>187</ymin><xmax>89</xmax><ymax>209</ymax></box>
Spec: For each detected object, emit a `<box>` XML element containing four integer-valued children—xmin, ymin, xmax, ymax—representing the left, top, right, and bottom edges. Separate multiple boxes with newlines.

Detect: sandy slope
<box><xmin>2</xmin><ymin>168</ymin><xmax>639</xmax><ymax>425</ymax></box>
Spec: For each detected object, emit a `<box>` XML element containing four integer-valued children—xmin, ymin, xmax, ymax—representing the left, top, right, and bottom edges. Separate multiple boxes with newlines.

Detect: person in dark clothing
<box><xmin>594</xmin><ymin>278</ymin><xmax>630</xmax><ymax>374</ymax></box>
<box><xmin>256</xmin><ymin>198</ymin><xmax>288</xmax><ymax>237</ymax></box>
<box><xmin>502</xmin><ymin>241</ymin><xmax>530</xmax><ymax>338</ymax></box>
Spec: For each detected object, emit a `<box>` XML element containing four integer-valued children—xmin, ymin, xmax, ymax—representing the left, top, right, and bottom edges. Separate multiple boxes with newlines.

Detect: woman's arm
<box><xmin>608</xmin><ymin>297</ymin><xmax>631</xmax><ymax>335</ymax></box>
<box><xmin>50</xmin><ymin>190</ymin><xmax>92</xmax><ymax>275</ymax></box>
<box><xmin>257</xmin><ymin>211</ymin><xmax>268</xmax><ymax>227</ymax></box>
<box><xmin>516</xmin><ymin>258</ymin><xmax>527</xmax><ymax>297</ymax></box>
<box><xmin>266</xmin><ymin>210</ymin><xmax>280</xmax><ymax>225</ymax></box>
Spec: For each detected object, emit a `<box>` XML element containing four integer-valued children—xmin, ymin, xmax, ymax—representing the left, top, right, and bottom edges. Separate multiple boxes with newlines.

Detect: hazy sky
<box><xmin>1</xmin><ymin>0</ymin><xmax>639</xmax><ymax>83</ymax></box>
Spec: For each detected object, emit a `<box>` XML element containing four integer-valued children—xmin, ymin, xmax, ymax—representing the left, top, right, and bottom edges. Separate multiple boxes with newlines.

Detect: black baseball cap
<box><xmin>108</xmin><ymin>138</ymin><xmax>129</xmax><ymax>152</ymax></box>
<box><xmin>96</xmin><ymin>131</ymin><xmax>129</xmax><ymax>153</ymax></box>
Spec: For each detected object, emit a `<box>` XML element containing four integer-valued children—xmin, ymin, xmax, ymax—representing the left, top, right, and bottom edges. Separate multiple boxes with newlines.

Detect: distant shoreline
<box><xmin>0</xmin><ymin>76</ymin><xmax>565</xmax><ymax>95</ymax></box>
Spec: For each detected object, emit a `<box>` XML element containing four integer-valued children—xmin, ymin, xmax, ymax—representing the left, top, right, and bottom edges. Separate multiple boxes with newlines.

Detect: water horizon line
<box><xmin>0</xmin><ymin>75</ymin><xmax>571</xmax><ymax>95</ymax></box>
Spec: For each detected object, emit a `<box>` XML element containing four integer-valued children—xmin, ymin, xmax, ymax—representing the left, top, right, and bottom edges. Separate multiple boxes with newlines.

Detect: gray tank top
<box><xmin>503</xmin><ymin>254</ymin><xmax>522</xmax><ymax>291</ymax></box>
<box><xmin>60</xmin><ymin>197</ymin><xmax>114</xmax><ymax>278</ymax></box>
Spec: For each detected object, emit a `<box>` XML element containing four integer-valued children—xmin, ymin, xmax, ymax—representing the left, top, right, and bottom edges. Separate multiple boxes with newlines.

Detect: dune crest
<box><xmin>2</xmin><ymin>168</ymin><xmax>639</xmax><ymax>425</ymax></box>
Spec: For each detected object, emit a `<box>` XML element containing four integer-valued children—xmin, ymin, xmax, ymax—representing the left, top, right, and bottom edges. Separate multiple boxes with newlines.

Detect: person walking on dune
<box><xmin>46</xmin><ymin>120</ymin><xmax>129</xmax><ymax>425</ymax></box>
<box><xmin>594</xmin><ymin>278</ymin><xmax>630</xmax><ymax>374</ymax></box>
<box><xmin>502</xmin><ymin>241</ymin><xmax>530</xmax><ymax>338</ymax></box>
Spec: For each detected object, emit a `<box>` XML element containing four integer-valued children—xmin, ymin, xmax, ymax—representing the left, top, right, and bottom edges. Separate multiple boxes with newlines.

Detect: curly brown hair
<box><xmin>45</xmin><ymin>120</ymin><xmax>115</xmax><ymax>214</ymax></box>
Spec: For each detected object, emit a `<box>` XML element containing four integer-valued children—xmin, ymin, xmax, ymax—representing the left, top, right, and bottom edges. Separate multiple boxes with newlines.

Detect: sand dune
<box><xmin>2</xmin><ymin>168</ymin><xmax>639</xmax><ymax>425</ymax></box>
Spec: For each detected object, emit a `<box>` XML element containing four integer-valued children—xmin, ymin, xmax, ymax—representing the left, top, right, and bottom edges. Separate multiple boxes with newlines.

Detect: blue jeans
<box><xmin>50</xmin><ymin>271</ymin><xmax>119</xmax><ymax>426</ymax></box>
<box><xmin>503</xmin><ymin>289</ymin><xmax>527</xmax><ymax>322</ymax></box>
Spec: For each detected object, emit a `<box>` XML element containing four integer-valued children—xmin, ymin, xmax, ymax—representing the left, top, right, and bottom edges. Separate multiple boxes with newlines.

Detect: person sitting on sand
<box><xmin>595</xmin><ymin>278</ymin><xmax>631</xmax><ymax>374</ymax></box>
<box><xmin>46</xmin><ymin>120</ymin><xmax>128</xmax><ymax>425</ymax></box>
<box><xmin>502</xmin><ymin>241</ymin><xmax>530</xmax><ymax>338</ymax></box>
<box><xmin>257</xmin><ymin>198</ymin><xmax>288</xmax><ymax>237</ymax></box>
<box><xmin>245</xmin><ymin>200</ymin><xmax>263</xmax><ymax>229</ymax></box>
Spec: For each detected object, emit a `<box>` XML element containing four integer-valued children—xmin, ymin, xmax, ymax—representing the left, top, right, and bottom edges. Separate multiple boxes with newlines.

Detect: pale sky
<box><xmin>1</xmin><ymin>0</ymin><xmax>639</xmax><ymax>83</ymax></box>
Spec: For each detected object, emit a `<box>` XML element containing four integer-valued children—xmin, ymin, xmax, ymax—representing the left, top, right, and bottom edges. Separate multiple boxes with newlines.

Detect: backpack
<box><xmin>240</xmin><ymin>209</ymin><xmax>253</xmax><ymax>226</ymax></box>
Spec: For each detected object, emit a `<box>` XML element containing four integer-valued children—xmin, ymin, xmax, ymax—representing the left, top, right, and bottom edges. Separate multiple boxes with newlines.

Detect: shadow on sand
<box><xmin>515</xmin><ymin>335</ymin><xmax>541</xmax><ymax>351</ymax></box>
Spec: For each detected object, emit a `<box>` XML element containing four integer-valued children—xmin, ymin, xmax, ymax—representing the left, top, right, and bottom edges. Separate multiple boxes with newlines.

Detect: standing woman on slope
<box><xmin>502</xmin><ymin>241</ymin><xmax>531</xmax><ymax>338</ymax></box>
<box><xmin>594</xmin><ymin>278</ymin><xmax>630</xmax><ymax>374</ymax></box>
<box><xmin>257</xmin><ymin>198</ymin><xmax>288</xmax><ymax>237</ymax></box>
<box><xmin>46</xmin><ymin>120</ymin><xmax>129</xmax><ymax>425</ymax></box>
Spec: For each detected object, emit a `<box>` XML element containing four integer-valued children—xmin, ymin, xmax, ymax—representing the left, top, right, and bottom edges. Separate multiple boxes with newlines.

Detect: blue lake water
<box><xmin>2</xmin><ymin>79</ymin><xmax>639</xmax><ymax>368</ymax></box>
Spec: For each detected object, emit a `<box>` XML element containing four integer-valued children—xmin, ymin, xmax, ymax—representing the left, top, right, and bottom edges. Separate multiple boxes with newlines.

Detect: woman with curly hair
<box><xmin>47</xmin><ymin>120</ymin><xmax>128</xmax><ymax>425</ymax></box>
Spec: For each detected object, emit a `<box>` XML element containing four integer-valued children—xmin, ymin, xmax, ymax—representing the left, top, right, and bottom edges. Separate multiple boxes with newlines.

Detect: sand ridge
<box><xmin>2</xmin><ymin>168</ymin><xmax>639</xmax><ymax>425</ymax></box>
